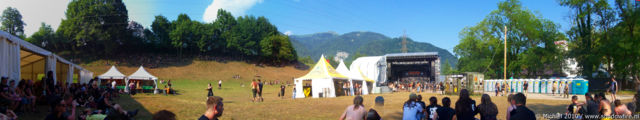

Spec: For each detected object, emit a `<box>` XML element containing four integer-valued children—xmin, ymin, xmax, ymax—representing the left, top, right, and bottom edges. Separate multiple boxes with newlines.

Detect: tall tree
<box><xmin>1</xmin><ymin>7</ymin><xmax>25</xmax><ymax>37</ymax></box>
<box><xmin>455</xmin><ymin>0</ymin><xmax>566</xmax><ymax>78</ymax></box>
<box><xmin>27</xmin><ymin>23</ymin><xmax>56</xmax><ymax>50</ymax></box>
<box><xmin>260</xmin><ymin>34</ymin><xmax>296</xmax><ymax>63</ymax></box>
<box><xmin>151</xmin><ymin>15</ymin><xmax>173</xmax><ymax>51</ymax></box>
<box><xmin>169</xmin><ymin>14</ymin><xmax>193</xmax><ymax>59</ymax></box>
<box><xmin>57</xmin><ymin>0</ymin><xmax>130</xmax><ymax>56</ymax></box>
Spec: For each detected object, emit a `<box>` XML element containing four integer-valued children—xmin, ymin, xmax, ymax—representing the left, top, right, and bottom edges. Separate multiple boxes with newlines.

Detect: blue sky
<box><xmin>3</xmin><ymin>0</ymin><xmax>574</xmax><ymax>54</ymax></box>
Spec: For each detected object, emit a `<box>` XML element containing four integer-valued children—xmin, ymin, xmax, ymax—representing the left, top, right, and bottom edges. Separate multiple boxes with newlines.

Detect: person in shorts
<box><xmin>251</xmin><ymin>80</ymin><xmax>258</xmax><ymax>102</ymax></box>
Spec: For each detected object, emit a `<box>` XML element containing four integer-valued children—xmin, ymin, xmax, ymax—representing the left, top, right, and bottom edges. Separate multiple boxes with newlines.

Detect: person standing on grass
<box><xmin>339</xmin><ymin>96</ymin><xmax>366</xmax><ymax>120</ymax></box>
<box><xmin>199</xmin><ymin>96</ymin><xmax>224</xmax><ymax>120</ymax></box>
<box><xmin>509</xmin><ymin>93</ymin><xmax>536</xmax><ymax>120</ymax></box>
<box><xmin>523</xmin><ymin>81</ymin><xmax>528</xmax><ymax>95</ymax></box>
<box><xmin>477</xmin><ymin>94</ymin><xmax>498</xmax><ymax>120</ymax></box>
<box><xmin>292</xmin><ymin>87</ymin><xmax>296</xmax><ymax>99</ymax></box>
<box><xmin>279</xmin><ymin>84</ymin><xmax>285</xmax><ymax>99</ymax></box>
<box><xmin>258</xmin><ymin>79</ymin><xmax>264</xmax><ymax>102</ymax></box>
<box><xmin>251</xmin><ymin>79</ymin><xmax>258</xmax><ymax>102</ymax></box>
<box><xmin>218</xmin><ymin>80</ymin><xmax>222</xmax><ymax>89</ymax></box>
<box><xmin>426</xmin><ymin>96</ymin><xmax>441</xmax><ymax>120</ymax></box>
<box><xmin>402</xmin><ymin>93</ymin><xmax>423</xmax><ymax>120</ymax></box>
<box><xmin>343</xmin><ymin>82</ymin><xmax>349</xmax><ymax>96</ymax></box>
<box><xmin>207</xmin><ymin>83</ymin><xmax>214</xmax><ymax>97</ymax></box>
<box><xmin>454</xmin><ymin>89</ymin><xmax>477</xmax><ymax>120</ymax></box>
<box><xmin>564</xmin><ymin>83</ymin><xmax>570</xmax><ymax>98</ymax></box>
<box><xmin>610</xmin><ymin>77</ymin><xmax>618</xmax><ymax>102</ymax></box>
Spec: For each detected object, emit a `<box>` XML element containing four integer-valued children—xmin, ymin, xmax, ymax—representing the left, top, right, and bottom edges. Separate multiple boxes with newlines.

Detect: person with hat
<box><xmin>402</xmin><ymin>93</ymin><xmax>423</xmax><ymax>120</ymax></box>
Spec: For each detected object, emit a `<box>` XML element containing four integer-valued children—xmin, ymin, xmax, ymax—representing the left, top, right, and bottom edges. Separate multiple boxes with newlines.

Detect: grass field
<box><xmin>20</xmin><ymin>60</ymin><xmax>631</xmax><ymax>119</ymax></box>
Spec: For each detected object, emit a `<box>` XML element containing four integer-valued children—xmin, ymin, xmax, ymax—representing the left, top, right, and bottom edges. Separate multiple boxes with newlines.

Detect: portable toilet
<box><xmin>526</xmin><ymin>79</ymin><xmax>533</xmax><ymax>93</ymax></box>
<box><xmin>571</xmin><ymin>79</ymin><xmax>589</xmax><ymax>95</ymax></box>
<box><xmin>542</xmin><ymin>79</ymin><xmax>549</xmax><ymax>94</ymax></box>
<box><xmin>532</xmin><ymin>79</ymin><xmax>539</xmax><ymax>93</ymax></box>
<box><xmin>517</xmin><ymin>79</ymin><xmax>523</xmax><ymax>92</ymax></box>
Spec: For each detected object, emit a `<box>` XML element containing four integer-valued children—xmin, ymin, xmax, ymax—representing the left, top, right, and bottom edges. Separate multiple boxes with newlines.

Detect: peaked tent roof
<box><xmin>98</xmin><ymin>66</ymin><xmax>126</xmax><ymax>79</ymax></box>
<box><xmin>296</xmin><ymin>55</ymin><xmax>348</xmax><ymax>80</ymax></box>
<box><xmin>335</xmin><ymin>60</ymin><xmax>363</xmax><ymax>81</ymax></box>
<box><xmin>128</xmin><ymin>66</ymin><xmax>158</xmax><ymax>80</ymax></box>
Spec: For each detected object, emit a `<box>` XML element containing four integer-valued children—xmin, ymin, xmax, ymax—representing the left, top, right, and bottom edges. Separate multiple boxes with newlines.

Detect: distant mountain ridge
<box><xmin>290</xmin><ymin>31</ymin><xmax>457</xmax><ymax>68</ymax></box>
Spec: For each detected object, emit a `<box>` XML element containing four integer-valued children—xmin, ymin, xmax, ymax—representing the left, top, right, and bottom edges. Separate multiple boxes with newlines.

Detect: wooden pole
<box><xmin>504</xmin><ymin>26</ymin><xmax>507</xmax><ymax>83</ymax></box>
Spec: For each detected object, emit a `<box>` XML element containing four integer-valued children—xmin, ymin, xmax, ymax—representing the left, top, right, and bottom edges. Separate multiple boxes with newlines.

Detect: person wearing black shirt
<box><xmin>509</xmin><ymin>93</ymin><xmax>536</xmax><ymax>120</ymax></box>
<box><xmin>258</xmin><ymin>79</ymin><xmax>264</xmax><ymax>101</ymax></box>
<box><xmin>45</xmin><ymin>71</ymin><xmax>55</xmax><ymax>93</ymax></box>
<box><xmin>279</xmin><ymin>84</ymin><xmax>285</xmax><ymax>99</ymax></box>
<box><xmin>199</xmin><ymin>96</ymin><xmax>224</xmax><ymax>120</ymax></box>
<box><xmin>455</xmin><ymin>89</ymin><xmax>478</xmax><ymax>120</ymax></box>
<box><xmin>435</xmin><ymin>97</ymin><xmax>455</xmax><ymax>120</ymax></box>
<box><xmin>426</xmin><ymin>96</ymin><xmax>441</xmax><ymax>120</ymax></box>
<box><xmin>416</xmin><ymin>95</ymin><xmax>427</xmax><ymax>120</ymax></box>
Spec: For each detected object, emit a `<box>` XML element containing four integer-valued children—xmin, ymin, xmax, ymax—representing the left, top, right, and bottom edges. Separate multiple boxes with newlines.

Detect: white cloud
<box><xmin>202</xmin><ymin>0</ymin><xmax>263</xmax><ymax>22</ymax></box>
<box><xmin>0</xmin><ymin>0</ymin><xmax>71</xmax><ymax>36</ymax></box>
<box><xmin>284</xmin><ymin>30</ymin><xmax>292</xmax><ymax>36</ymax></box>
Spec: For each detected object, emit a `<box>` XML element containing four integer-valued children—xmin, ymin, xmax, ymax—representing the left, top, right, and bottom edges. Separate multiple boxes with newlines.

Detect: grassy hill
<box><xmin>291</xmin><ymin>31</ymin><xmax>458</xmax><ymax>67</ymax></box>
<box><xmin>82</xmin><ymin>60</ymin><xmax>308</xmax><ymax>82</ymax></box>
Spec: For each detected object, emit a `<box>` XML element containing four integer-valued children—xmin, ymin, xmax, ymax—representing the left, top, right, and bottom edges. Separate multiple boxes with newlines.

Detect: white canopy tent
<box><xmin>335</xmin><ymin>60</ymin><xmax>362</xmax><ymax>96</ymax></box>
<box><xmin>98</xmin><ymin>66</ymin><xmax>126</xmax><ymax>79</ymax></box>
<box><xmin>294</xmin><ymin>55</ymin><xmax>349</xmax><ymax>98</ymax></box>
<box><xmin>97</xmin><ymin>66</ymin><xmax>126</xmax><ymax>89</ymax></box>
<box><xmin>1</xmin><ymin>30</ymin><xmax>92</xmax><ymax>88</ymax></box>
<box><xmin>126</xmin><ymin>66</ymin><xmax>158</xmax><ymax>93</ymax></box>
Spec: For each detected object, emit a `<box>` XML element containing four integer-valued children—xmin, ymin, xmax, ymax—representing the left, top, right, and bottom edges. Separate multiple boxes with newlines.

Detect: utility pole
<box><xmin>504</xmin><ymin>26</ymin><xmax>507</xmax><ymax>82</ymax></box>
<box><xmin>402</xmin><ymin>30</ymin><xmax>407</xmax><ymax>53</ymax></box>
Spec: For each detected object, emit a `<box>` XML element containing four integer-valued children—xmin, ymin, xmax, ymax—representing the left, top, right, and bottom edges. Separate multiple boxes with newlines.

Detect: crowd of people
<box><xmin>397</xmin><ymin>89</ymin><xmax>535</xmax><ymax>120</ymax></box>
<box><xmin>0</xmin><ymin>71</ymin><xmax>141</xmax><ymax>120</ymax></box>
<box><xmin>388</xmin><ymin>81</ymin><xmax>443</xmax><ymax>94</ymax></box>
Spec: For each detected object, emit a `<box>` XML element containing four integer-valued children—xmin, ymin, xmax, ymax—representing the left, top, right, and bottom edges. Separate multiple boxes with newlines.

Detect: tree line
<box><xmin>452</xmin><ymin>0</ymin><xmax>639</xmax><ymax>86</ymax></box>
<box><xmin>1</xmin><ymin>0</ymin><xmax>297</xmax><ymax>64</ymax></box>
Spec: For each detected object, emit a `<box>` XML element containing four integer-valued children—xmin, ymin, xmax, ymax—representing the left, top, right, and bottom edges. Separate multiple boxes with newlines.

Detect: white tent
<box><xmin>1</xmin><ymin>30</ymin><xmax>92</xmax><ymax>88</ymax></box>
<box><xmin>350</xmin><ymin>56</ymin><xmax>384</xmax><ymax>93</ymax></box>
<box><xmin>294</xmin><ymin>55</ymin><xmax>349</xmax><ymax>98</ymax></box>
<box><xmin>98</xmin><ymin>66</ymin><xmax>126</xmax><ymax>79</ymax></box>
<box><xmin>126</xmin><ymin>66</ymin><xmax>158</xmax><ymax>93</ymax></box>
<box><xmin>336</xmin><ymin>60</ymin><xmax>362</xmax><ymax>95</ymax></box>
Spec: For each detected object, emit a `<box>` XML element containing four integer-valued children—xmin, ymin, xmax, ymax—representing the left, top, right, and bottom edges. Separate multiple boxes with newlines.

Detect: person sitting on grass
<box><xmin>614</xmin><ymin>99</ymin><xmax>632</xmax><ymax>115</ymax></box>
<box><xmin>425</xmin><ymin>96</ymin><xmax>441</xmax><ymax>120</ymax></box>
<box><xmin>199</xmin><ymin>96</ymin><xmax>224</xmax><ymax>120</ymax></box>
<box><xmin>153</xmin><ymin>110</ymin><xmax>176</xmax><ymax>120</ymax></box>
<box><xmin>567</xmin><ymin>95</ymin><xmax>581</xmax><ymax>115</ymax></box>
<box><xmin>402</xmin><ymin>93</ymin><xmax>423</xmax><ymax>120</ymax></box>
<box><xmin>339</xmin><ymin>96</ymin><xmax>366</xmax><ymax>120</ymax></box>
<box><xmin>454</xmin><ymin>89</ymin><xmax>477</xmax><ymax>120</ymax></box>
<box><xmin>434</xmin><ymin>97</ymin><xmax>455</xmax><ymax>120</ymax></box>
<box><xmin>596</xmin><ymin>92</ymin><xmax>612</xmax><ymax>116</ymax></box>
<box><xmin>365</xmin><ymin>108</ymin><xmax>381</xmax><ymax>120</ymax></box>
<box><xmin>509</xmin><ymin>93</ymin><xmax>536</xmax><ymax>120</ymax></box>
<box><xmin>477</xmin><ymin>94</ymin><xmax>498</xmax><ymax>120</ymax></box>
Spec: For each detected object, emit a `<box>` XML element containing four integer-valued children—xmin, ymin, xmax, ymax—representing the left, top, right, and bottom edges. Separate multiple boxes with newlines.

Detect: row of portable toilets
<box><xmin>483</xmin><ymin>78</ymin><xmax>589</xmax><ymax>95</ymax></box>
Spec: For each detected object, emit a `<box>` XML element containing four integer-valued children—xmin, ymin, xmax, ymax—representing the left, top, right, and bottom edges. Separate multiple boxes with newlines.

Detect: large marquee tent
<box><xmin>0</xmin><ymin>30</ymin><xmax>93</xmax><ymax>88</ymax></box>
<box><xmin>294</xmin><ymin>55</ymin><xmax>349</xmax><ymax>98</ymax></box>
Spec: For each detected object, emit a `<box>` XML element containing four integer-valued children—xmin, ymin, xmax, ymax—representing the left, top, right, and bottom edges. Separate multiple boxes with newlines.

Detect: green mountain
<box><xmin>290</xmin><ymin>31</ymin><xmax>457</xmax><ymax>68</ymax></box>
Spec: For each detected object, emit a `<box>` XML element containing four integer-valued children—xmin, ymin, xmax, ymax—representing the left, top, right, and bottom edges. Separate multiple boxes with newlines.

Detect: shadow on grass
<box><xmin>528</xmin><ymin>103</ymin><xmax>568</xmax><ymax>115</ymax></box>
<box><xmin>117</xmin><ymin>94</ymin><xmax>154</xmax><ymax>119</ymax></box>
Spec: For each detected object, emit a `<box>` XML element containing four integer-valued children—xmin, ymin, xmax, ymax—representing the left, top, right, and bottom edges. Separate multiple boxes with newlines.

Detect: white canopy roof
<box><xmin>127</xmin><ymin>66</ymin><xmax>157</xmax><ymax>80</ymax></box>
<box><xmin>335</xmin><ymin>60</ymin><xmax>363</xmax><ymax>81</ymax></box>
<box><xmin>98</xmin><ymin>66</ymin><xmax>126</xmax><ymax>79</ymax></box>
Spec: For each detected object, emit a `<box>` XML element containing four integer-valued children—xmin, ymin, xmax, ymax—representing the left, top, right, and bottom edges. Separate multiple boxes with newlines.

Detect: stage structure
<box><xmin>350</xmin><ymin>52</ymin><xmax>440</xmax><ymax>93</ymax></box>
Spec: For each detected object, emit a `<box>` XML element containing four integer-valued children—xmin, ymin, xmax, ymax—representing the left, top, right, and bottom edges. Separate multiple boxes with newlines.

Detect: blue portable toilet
<box><xmin>533</xmin><ymin>79</ymin><xmax>539</xmax><ymax>93</ymax></box>
<box><xmin>571</xmin><ymin>79</ymin><xmax>589</xmax><ymax>95</ymax></box>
